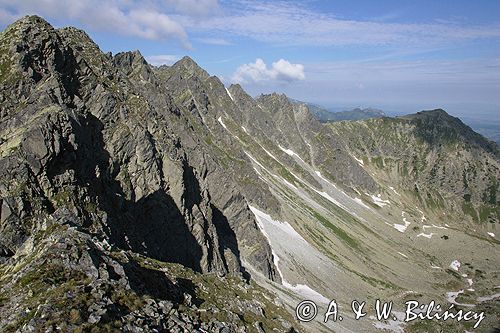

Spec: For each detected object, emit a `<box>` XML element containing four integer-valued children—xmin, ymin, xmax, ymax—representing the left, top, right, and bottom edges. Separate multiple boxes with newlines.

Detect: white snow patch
<box><xmin>225</xmin><ymin>87</ymin><xmax>234</xmax><ymax>101</ymax></box>
<box><xmin>288</xmin><ymin>171</ymin><xmax>302</xmax><ymax>182</ymax></box>
<box><xmin>217</xmin><ymin>116</ymin><xmax>227</xmax><ymax>129</ymax></box>
<box><xmin>244</xmin><ymin>152</ymin><xmax>267</xmax><ymax>170</ymax></box>
<box><xmin>252</xmin><ymin>165</ymin><xmax>263</xmax><ymax>177</ymax></box>
<box><xmin>279</xmin><ymin>177</ymin><xmax>298</xmax><ymax>190</ymax></box>
<box><xmin>423</xmin><ymin>224</ymin><xmax>448</xmax><ymax>230</ymax></box>
<box><xmin>241</xmin><ymin>126</ymin><xmax>248</xmax><ymax>134</ymax></box>
<box><xmin>431</xmin><ymin>265</ymin><xmax>441</xmax><ymax>269</ymax></box>
<box><xmin>352</xmin><ymin>155</ymin><xmax>364</xmax><ymax>166</ymax></box>
<box><xmin>282</xmin><ymin>282</ymin><xmax>331</xmax><ymax>304</ymax></box>
<box><xmin>389</xmin><ymin>186</ymin><xmax>400</xmax><ymax>196</ymax></box>
<box><xmin>277</xmin><ymin>145</ymin><xmax>306</xmax><ymax>164</ymax></box>
<box><xmin>371</xmin><ymin>194</ymin><xmax>390</xmax><ymax>207</ymax></box>
<box><xmin>393</xmin><ymin>221</ymin><xmax>410</xmax><ymax>233</ymax></box>
<box><xmin>467</xmin><ymin>278</ymin><xmax>473</xmax><ymax>286</ymax></box>
<box><xmin>278</xmin><ymin>145</ymin><xmax>306</xmax><ymax>164</ymax></box>
<box><xmin>250</xmin><ymin>207</ymin><xmax>307</xmax><ymax>244</ymax></box>
<box><xmin>449</xmin><ymin>260</ymin><xmax>461</xmax><ymax>271</ymax></box>
<box><xmin>354</xmin><ymin>197</ymin><xmax>371</xmax><ymax>209</ymax></box>
<box><xmin>245</xmin><ymin>152</ymin><xmax>282</xmax><ymax>182</ymax></box>
<box><xmin>487</xmin><ymin>232</ymin><xmax>495</xmax><ymax>238</ymax></box>
<box><xmin>278</xmin><ymin>145</ymin><xmax>295</xmax><ymax>157</ymax></box>
<box><xmin>416</xmin><ymin>232</ymin><xmax>434</xmax><ymax>239</ymax></box>
<box><xmin>393</xmin><ymin>213</ymin><xmax>410</xmax><ymax>233</ymax></box>
<box><xmin>312</xmin><ymin>188</ymin><xmax>347</xmax><ymax>210</ymax></box>
<box><xmin>249</xmin><ymin>206</ymin><xmax>330</xmax><ymax>304</ymax></box>
<box><xmin>397</xmin><ymin>252</ymin><xmax>408</xmax><ymax>258</ymax></box>
<box><xmin>249</xmin><ymin>208</ymin><xmax>288</xmax><ymax>286</ymax></box>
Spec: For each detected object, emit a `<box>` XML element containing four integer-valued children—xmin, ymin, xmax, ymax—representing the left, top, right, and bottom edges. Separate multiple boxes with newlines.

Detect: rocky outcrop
<box><xmin>0</xmin><ymin>14</ymin><xmax>295</xmax><ymax>332</ymax></box>
<box><xmin>0</xmin><ymin>208</ymin><xmax>297</xmax><ymax>332</ymax></box>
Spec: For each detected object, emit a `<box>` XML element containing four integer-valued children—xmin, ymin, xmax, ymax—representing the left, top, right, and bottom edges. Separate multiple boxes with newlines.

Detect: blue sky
<box><xmin>1</xmin><ymin>0</ymin><xmax>499</xmax><ymax>117</ymax></box>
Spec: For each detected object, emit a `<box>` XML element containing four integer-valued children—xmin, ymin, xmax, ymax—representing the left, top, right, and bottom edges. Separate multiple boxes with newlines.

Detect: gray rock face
<box><xmin>0</xmin><ymin>207</ymin><xmax>296</xmax><ymax>332</ymax></box>
<box><xmin>231</xmin><ymin>91</ymin><xmax>378</xmax><ymax>192</ymax></box>
<box><xmin>0</xmin><ymin>15</ymin><xmax>296</xmax><ymax>332</ymax></box>
<box><xmin>0</xmin><ymin>16</ymin><xmax>279</xmax><ymax>281</ymax></box>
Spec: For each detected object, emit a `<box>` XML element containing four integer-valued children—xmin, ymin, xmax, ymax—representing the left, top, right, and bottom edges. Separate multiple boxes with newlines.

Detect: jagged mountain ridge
<box><xmin>0</xmin><ymin>16</ymin><xmax>499</xmax><ymax>333</ymax></box>
<box><xmin>0</xmin><ymin>15</ymin><xmax>280</xmax><ymax>279</ymax></box>
<box><xmin>0</xmin><ymin>16</ymin><xmax>296</xmax><ymax>332</ymax></box>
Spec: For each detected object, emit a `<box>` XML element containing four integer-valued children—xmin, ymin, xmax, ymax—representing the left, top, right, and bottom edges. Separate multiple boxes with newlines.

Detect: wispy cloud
<box><xmin>165</xmin><ymin>0</ymin><xmax>220</xmax><ymax>17</ymax></box>
<box><xmin>305</xmin><ymin>58</ymin><xmax>500</xmax><ymax>84</ymax></box>
<box><xmin>196</xmin><ymin>37</ymin><xmax>232</xmax><ymax>45</ymax></box>
<box><xmin>181</xmin><ymin>1</ymin><xmax>500</xmax><ymax>47</ymax></box>
<box><xmin>1</xmin><ymin>0</ymin><xmax>499</xmax><ymax>50</ymax></box>
<box><xmin>275</xmin><ymin>57</ymin><xmax>500</xmax><ymax>108</ymax></box>
<box><xmin>232</xmin><ymin>58</ymin><xmax>305</xmax><ymax>83</ymax></box>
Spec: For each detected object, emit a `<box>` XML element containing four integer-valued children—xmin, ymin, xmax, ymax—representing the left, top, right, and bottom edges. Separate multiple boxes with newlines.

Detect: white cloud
<box><xmin>272</xmin><ymin>59</ymin><xmax>305</xmax><ymax>81</ymax></box>
<box><xmin>145</xmin><ymin>54</ymin><xmax>181</xmax><ymax>66</ymax></box>
<box><xmin>232</xmin><ymin>58</ymin><xmax>305</xmax><ymax>83</ymax></box>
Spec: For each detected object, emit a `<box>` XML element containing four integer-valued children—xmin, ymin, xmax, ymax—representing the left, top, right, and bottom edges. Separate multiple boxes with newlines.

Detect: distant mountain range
<box><xmin>290</xmin><ymin>98</ymin><xmax>500</xmax><ymax>144</ymax></box>
<box><xmin>289</xmin><ymin>98</ymin><xmax>386</xmax><ymax>122</ymax></box>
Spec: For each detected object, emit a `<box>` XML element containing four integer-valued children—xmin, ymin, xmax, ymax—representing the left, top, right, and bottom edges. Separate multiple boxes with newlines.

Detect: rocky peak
<box><xmin>0</xmin><ymin>15</ymin><xmax>85</xmax><ymax>118</ymax></box>
<box><xmin>170</xmin><ymin>55</ymin><xmax>210</xmax><ymax>80</ymax></box>
<box><xmin>402</xmin><ymin>109</ymin><xmax>499</xmax><ymax>154</ymax></box>
<box><xmin>114</xmin><ymin>50</ymin><xmax>147</xmax><ymax>67</ymax></box>
<box><xmin>256</xmin><ymin>92</ymin><xmax>290</xmax><ymax>108</ymax></box>
<box><xmin>5</xmin><ymin>15</ymin><xmax>53</xmax><ymax>33</ymax></box>
<box><xmin>227</xmin><ymin>83</ymin><xmax>253</xmax><ymax>106</ymax></box>
<box><xmin>1</xmin><ymin>15</ymin><xmax>63</xmax><ymax>71</ymax></box>
<box><xmin>113</xmin><ymin>50</ymin><xmax>151</xmax><ymax>79</ymax></box>
<box><xmin>228</xmin><ymin>83</ymin><xmax>243</xmax><ymax>92</ymax></box>
<box><xmin>401</xmin><ymin>108</ymin><xmax>450</xmax><ymax>121</ymax></box>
